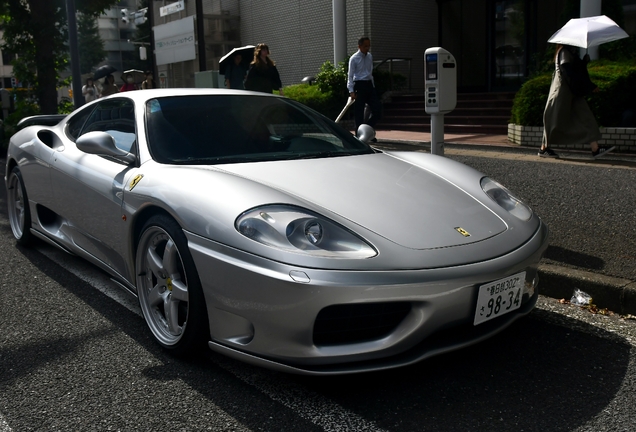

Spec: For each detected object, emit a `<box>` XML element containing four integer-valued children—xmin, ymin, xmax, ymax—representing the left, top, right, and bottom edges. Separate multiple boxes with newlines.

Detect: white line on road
<box><xmin>37</xmin><ymin>243</ymin><xmax>387</xmax><ymax>432</ymax></box>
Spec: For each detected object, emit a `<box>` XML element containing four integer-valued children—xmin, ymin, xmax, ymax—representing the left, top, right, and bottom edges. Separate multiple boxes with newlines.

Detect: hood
<box><xmin>219</xmin><ymin>153</ymin><xmax>507</xmax><ymax>249</ymax></box>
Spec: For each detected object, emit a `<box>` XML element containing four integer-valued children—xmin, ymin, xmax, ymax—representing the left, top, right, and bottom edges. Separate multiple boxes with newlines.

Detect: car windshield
<box><xmin>145</xmin><ymin>95</ymin><xmax>374</xmax><ymax>165</ymax></box>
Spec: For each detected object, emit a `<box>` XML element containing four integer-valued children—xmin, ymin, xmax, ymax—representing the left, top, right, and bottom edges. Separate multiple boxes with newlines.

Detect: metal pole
<box><xmin>196</xmin><ymin>0</ymin><xmax>206</xmax><ymax>71</ymax></box>
<box><xmin>580</xmin><ymin>0</ymin><xmax>602</xmax><ymax>60</ymax></box>
<box><xmin>430</xmin><ymin>114</ymin><xmax>444</xmax><ymax>155</ymax></box>
<box><xmin>333</xmin><ymin>0</ymin><xmax>347</xmax><ymax>64</ymax></box>
<box><xmin>66</xmin><ymin>0</ymin><xmax>84</xmax><ymax>108</ymax></box>
<box><xmin>148</xmin><ymin>1</ymin><xmax>157</xmax><ymax>78</ymax></box>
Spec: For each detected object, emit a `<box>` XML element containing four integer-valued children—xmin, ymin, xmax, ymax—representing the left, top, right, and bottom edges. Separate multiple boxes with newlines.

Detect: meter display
<box><xmin>425</xmin><ymin>54</ymin><xmax>438</xmax><ymax>80</ymax></box>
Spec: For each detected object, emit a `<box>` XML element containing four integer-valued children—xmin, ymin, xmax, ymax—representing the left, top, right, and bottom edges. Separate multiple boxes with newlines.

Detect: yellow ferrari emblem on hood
<box><xmin>455</xmin><ymin>227</ymin><xmax>471</xmax><ymax>237</ymax></box>
<box><xmin>129</xmin><ymin>174</ymin><xmax>144</xmax><ymax>191</ymax></box>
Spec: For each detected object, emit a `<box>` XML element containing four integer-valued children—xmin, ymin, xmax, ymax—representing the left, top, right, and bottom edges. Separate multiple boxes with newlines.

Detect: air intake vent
<box><xmin>313</xmin><ymin>302</ymin><xmax>411</xmax><ymax>346</ymax></box>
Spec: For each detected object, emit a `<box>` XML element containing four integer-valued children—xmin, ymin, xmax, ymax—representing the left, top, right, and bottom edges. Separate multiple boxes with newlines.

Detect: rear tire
<box><xmin>135</xmin><ymin>214</ymin><xmax>209</xmax><ymax>356</ymax></box>
<box><xmin>7</xmin><ymin>167</ymin><xmax>34</xmax><ymax>246</ymax></box>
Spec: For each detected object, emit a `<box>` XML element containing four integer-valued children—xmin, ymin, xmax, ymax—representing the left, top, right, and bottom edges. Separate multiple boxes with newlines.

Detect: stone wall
<box><xmin>508</xmin><ymin>124</ymin><xmax>636</xmax><ymax>153</ymax></box>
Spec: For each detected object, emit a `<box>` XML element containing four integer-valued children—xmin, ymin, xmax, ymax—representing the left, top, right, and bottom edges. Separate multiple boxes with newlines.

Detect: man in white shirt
<box><xmin>347</xmin><ymin>37</ymin><xmax>382</xmax><ymax>135</ymax></box>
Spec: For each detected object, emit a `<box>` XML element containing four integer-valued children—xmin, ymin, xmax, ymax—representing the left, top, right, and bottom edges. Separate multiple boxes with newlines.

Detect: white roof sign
<box><xmin>160</xmin><ymin>0</ymin><xmax>184</xmax><ymax>17</ymax></box>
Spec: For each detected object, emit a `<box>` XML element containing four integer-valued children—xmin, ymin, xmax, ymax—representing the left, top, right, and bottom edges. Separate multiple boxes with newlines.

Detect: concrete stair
<box><xmin>378</xmin><ymin>92</ymin><xmax>516</xmax><ymax>135</ymax></box>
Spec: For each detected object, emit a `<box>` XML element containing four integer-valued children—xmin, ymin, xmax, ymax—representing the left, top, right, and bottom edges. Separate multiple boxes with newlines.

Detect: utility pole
<box><xmin>196</xmin><ymin>0</ymin><xmax>206</xmax><ymax>71</ymax></box>
<box><xmin>333</xmin><ymin>0</ymin><xmax>347</xmax><ymax>64</ymax></box>
<box><xmin>66</xmin><ymin>0</ymin><xmax>84</xmax><ymax>108</ymax></box>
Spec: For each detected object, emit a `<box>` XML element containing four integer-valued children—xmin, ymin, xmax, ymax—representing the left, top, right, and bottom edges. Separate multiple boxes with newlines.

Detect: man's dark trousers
<box><xmin>353</xmin><ymin>80</ymin><xmax>382</xmax><ymax>133</ymax></box>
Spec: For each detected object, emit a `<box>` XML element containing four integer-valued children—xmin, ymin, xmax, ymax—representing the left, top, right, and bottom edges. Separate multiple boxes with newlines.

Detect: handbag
<box><xmin>558</xmin><ymin>48</ymin><xmax>596</xmax><ymax>97</ymax></box>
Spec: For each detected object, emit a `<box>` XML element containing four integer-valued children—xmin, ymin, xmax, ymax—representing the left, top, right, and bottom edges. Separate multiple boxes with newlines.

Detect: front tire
<box><xmin>7</xmin><ymin>166</ymin><xmax>34</xmax><ymax>246</ymax></box>
<box><xmin>136</xmin><ymin>214</ymin><xmax>209</xmax><ymax>356</ymax></box>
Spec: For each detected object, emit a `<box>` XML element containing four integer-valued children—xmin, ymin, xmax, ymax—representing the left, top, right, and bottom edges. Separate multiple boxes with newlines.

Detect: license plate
<box><xmin>474</xmin><ymin>272</ymin><xmax>526</xmax><ymax>325</ymax></box>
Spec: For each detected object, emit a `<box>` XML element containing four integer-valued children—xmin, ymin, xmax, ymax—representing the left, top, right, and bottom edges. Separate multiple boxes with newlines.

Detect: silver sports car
<box><xmin>6</xmin><ymin>89</ymin><xmax>548</xmax><ymax>375</ymax></box>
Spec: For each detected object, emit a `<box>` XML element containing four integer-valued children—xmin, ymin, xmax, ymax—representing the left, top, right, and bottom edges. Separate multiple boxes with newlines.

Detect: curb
<box><xmin>538</xmin><ymin>264</ymin><xmax>636</xmax><ymax>316</ymax></box>
<box><xmin>376</xmin><ymin>137</ymin><xmax>636</xmax><ymax>160</ymax></box>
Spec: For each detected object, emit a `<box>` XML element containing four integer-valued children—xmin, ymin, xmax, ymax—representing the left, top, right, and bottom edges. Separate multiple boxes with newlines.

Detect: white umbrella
<box><xmin>548</xmin><ymin>15</ymin><xmax>629</xmax><ymax>48</ymax></box>
<box><xmin>219</xmin><ymin>45</ymin><xmax>255</xmax><ymax>75</ymax></box>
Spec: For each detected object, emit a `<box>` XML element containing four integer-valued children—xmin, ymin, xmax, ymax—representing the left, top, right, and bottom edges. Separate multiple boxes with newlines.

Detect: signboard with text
<box><xmin>153</xmin><ymin>16</ymin><xmax>196</xmax><ymax>66</ymax></box>
<box><xmin>160</xmin><ymin>0</ymin><xmax>184</xmax><ymax>17</ymax></box>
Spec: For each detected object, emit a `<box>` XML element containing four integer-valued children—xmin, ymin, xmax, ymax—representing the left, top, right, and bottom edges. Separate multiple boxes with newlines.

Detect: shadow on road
<box><xmin>545</xmin><ymin>245</ymin><xmax>605</xmax><ymax>270</ymax></box>
<box><xmin>291</xmin><ymin>310</ymin><xmax>630</xmax><ymax>431</ymax></box>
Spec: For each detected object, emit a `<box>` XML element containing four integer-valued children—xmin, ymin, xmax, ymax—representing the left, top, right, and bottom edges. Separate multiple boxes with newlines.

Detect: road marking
<box><xmin>37</xmin><ymin>243</ymin><xmax>387</xmax><ymax>432</ymax></box>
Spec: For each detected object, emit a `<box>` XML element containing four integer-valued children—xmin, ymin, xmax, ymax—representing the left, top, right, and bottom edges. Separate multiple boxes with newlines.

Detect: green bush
<box><xmin>587</xmin><ymin>61</ymin><xmax>636</xmax><ymax>127</ymax></box>
<box><xmin>1</xmin><ymin>93</ymin><xmax>40</xmax><ymax>150</ymax></box>
<box><xmin>284</xmin><ymin>83</ymin><xmax>344</xmax><ymax>120</ymax></box>
<box><xmin>510</xmin><ymin>60</ymin><xmax>636</xmax><ymax>127</ymax></box>
<box><xmin>509</xmin><ymin>74</ymin><xmax>552</xmax><ymax>126</ymax></box>
<box><xmin>315</xmin><ymin>59</ymin><xmax>349</xmax><ymax>100</ymax></box>
<box><xmin>57</xmin><ymin>97</ymin><xmax>75</xmax><ymax>115</ymax></box>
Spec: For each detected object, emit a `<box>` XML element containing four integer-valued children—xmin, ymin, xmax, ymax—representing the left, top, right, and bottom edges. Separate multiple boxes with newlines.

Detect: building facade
<box><xmin>146</xmin><ymin>0</ymin><xmax>634</xmax><ymax>92</ymax></box>
<box><xmin>149</xmin><ymin>0</ymin><xmax>438</xmax><ymax>90</ymax></box>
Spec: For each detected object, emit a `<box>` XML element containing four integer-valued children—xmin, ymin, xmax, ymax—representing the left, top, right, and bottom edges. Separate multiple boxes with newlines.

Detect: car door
<box><xmin>50</xmin><ymin>98</ymin><xmax>137</xmax><ymax>277</ymax></box>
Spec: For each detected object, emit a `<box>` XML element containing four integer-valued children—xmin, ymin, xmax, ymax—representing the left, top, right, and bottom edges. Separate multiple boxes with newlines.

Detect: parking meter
<box><xmin>424</xmin><ymin>47</ymin><xmax>457</xmax><ymax>155</ymax></box>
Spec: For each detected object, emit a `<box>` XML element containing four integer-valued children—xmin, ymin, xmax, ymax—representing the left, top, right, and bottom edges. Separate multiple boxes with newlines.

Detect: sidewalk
<box><xmin>373</xmin><ymin>129</ymin><xmax>636</xmax><ymax>316</ymax></box>
<box><xmin>375</xmin><ymin>130</ymin><xmax>514</xmax><ymax>147</ymax></box>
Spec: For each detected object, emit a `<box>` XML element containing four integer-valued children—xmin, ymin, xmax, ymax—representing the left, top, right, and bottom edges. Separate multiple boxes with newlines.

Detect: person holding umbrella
<box><xmin>539</xmin><ymin>44</ymin><xmax>614</xmax><ymax>158</ymax></box>
<box><xmin>224</xmin><ymin>53</ymin><xmax>248</xmax><ymax>90</ymax></box>
<box><xmin>100</xmin><ymin>74</ymin><xmax>119</xmax><ymax>97</ymax></box>
<box><xmin>540</xmin><ymin>15</ymin><xmax>628</xmax><ymax>159</ymax></box>
<box><xmin>141</xmin><ymin>71</ymin><xmax>156</xmax><ymax>89</ymax></box>
<box><xmin>120</xmin><ymin>73</ymin><xmax>138</xmax><ymax>92</ymax></box>
<box><xmin>244</xmin><ymin>44</ymin><xmax>284</xmax><ymax>95</ymax></box>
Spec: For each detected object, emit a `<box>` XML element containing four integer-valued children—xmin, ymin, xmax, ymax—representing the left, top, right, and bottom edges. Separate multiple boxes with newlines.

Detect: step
<box><xmin>389</xmin><ymin>92</ymin><xmax>515</xmax><ymax>103</ymax></box>
<box><xmin>376</xmin><ymin>122</ymin><xmax>509</xmax><ymax>135</ymax></box>
<box><xmin>382</xmin><ymin>107</ymin><xmax>512</xmax><ymax>117</ymax></box>
<box><xmin>385</xmin><ymin>101</ymin><xmax>514</xmax><ymax>111</ymax></box>
<box><xmin>381</xmin><ymin>115</ymin><xmax>511</xmax><ymax>126</ymax></box>
<box><xmin>380</xmin><ymin>92</ymin><xmax>515</xmax><ymax>134</ymax></box>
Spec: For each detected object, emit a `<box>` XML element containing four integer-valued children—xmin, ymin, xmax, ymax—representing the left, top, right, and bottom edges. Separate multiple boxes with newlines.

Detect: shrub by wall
<box><xmin>284</xmin><ymin>83</ymin><xmax>344</xmax><ymax>121</ymax></box>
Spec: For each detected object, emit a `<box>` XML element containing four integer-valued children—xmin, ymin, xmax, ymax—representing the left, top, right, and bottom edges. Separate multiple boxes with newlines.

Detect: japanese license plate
<box><xmin>474</xmin><ymin>271</ymin><xmax>526</xmax><ymax>325</ymax></box>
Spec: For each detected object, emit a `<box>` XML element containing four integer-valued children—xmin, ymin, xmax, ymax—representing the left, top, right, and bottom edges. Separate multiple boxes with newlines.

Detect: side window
<box><xmin>66</xmin><ymin>106</ymin><xmax>94</xmax><ymax>140</ymax></box>
<box><xmin>79</xmin><ymin>98</ymin><xmax>136</xmax><ymax>152</ymax></box>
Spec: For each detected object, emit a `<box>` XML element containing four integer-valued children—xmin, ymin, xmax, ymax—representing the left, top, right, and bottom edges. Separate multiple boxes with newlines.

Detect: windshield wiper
<box><xmin>172</xmin><ymin>156</ymin><xmax>260</xmax><ymax>165</ymax></box>
<box><xmin>296</xmin><ymin>151</ymin><xmax>361</xmax><ymax>160</ymax></box>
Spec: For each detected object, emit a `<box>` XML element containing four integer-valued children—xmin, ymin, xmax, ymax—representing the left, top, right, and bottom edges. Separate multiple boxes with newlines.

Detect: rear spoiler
<box><xmin>17</xmin><ymin>114</ymin><xmax>67</xmax><ymax>128</ymax></box>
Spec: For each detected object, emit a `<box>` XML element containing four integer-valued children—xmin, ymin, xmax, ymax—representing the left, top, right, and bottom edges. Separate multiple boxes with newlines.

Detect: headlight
<box><xmin>236</xmin><ymin>205</ymin><xmax>377</xmax><ymax>258</ymax></box>
<box><xmin>481</xmin><ymin>177</ymin><xmax>532</xmax><ymax>221</ymax></box>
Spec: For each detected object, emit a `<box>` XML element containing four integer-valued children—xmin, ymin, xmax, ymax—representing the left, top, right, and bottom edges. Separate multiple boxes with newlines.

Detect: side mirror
<box><xmin>76</xmin><ymin>131</ymin><xmax>136</xmax><ymax>164</ymax></box>
<box><xmin>356</xmin><ymin>124</ymin><xmax>376</xmax><ymax>143</ymax></box>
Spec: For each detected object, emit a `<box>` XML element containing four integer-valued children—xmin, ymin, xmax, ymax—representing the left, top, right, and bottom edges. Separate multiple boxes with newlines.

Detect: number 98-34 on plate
<box><xmin>474</xmin><ymin>271</ymin><xmax>526</xmax><ymax>325</ymax></box>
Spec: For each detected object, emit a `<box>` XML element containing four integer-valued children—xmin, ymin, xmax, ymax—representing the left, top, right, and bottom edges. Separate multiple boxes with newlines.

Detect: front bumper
<box><xmin>186</xmin><ymin>221</ymin><xmax>548</xmax><ymax>375</ymax></box>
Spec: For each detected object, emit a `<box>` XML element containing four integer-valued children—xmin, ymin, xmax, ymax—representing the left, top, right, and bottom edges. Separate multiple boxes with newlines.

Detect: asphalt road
<box><xmin>2</xmin><ymin>149</ymin><xmax>636</xmax><ymax>431</ymax></box>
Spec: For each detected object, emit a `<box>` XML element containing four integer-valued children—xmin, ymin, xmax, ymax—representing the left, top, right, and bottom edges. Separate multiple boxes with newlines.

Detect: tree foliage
<box><xmin>0</xmin><ymin>0</ymin><xmax>117</xmax><ymax>114</ymax></box>
<box><xmin>78</xmin><ymin>12</ymin><xmax>107</xmax><ymax>75</ymax></box>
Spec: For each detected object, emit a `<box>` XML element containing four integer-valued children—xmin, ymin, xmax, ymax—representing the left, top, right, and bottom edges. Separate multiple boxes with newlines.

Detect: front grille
<box><xmin>313</xmin><ymin>302</ymin><xmax>412</xmax><ymax>346</ymax></box>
